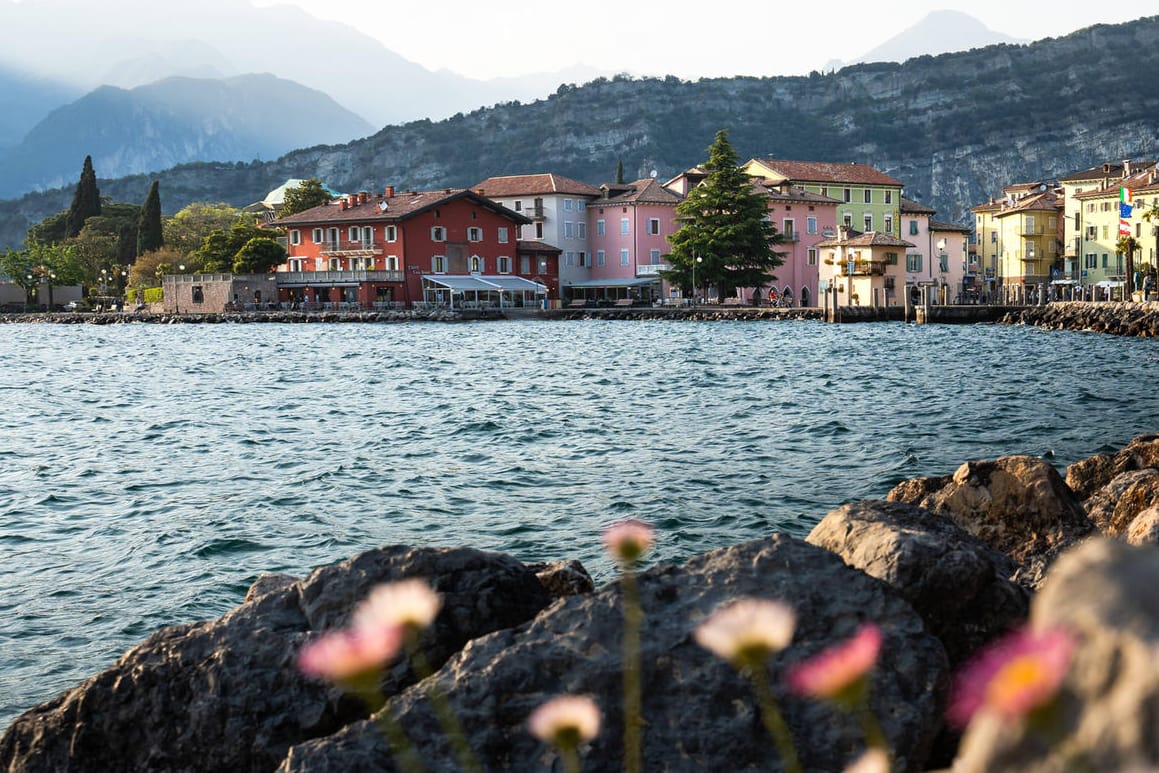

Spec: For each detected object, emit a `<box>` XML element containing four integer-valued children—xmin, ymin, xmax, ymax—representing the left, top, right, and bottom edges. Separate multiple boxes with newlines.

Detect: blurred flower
<box><xmin>695</xmin><ymin>598</ymin><xmax>797</xmax><ymax>669</ymax></box>
<box><xmin>788</xmin><ymin>623</ymin><xmax>883</xmax><ymax>702</ymax></box>
<box><xmin>602</xmin><ymin>519</ymin><xmax>655</xmax><ymax>566</ymax></box>
<box><xmin>529</xmin><ymin>695</ymin><xmax>601</xmax><ymax>748</ymax></box>
<box><xmin>354</xmin><ymin>578</ymin><xmax>442</xmax><ymax>632</ymax></box>
<box><xmin>298</xmin><ymin>624</ymin><xmax>403</xmax><ymax>681</ymax></box>
<box><xmin>948</xmin><ymin>626</ymin><xmax>1074</xmax><ymax>727</ymax></box>
<box><xmin>843</xmin><ymin>747</ymin><xmax>890</xmax><ymax>773</ymax></box>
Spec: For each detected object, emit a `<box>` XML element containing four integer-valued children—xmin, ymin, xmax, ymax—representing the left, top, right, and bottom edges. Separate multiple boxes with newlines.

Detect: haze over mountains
<box><xmin>0</xmin><ymin>1</ymin><xmax>1021</xmax><ymax>200</ymax></box>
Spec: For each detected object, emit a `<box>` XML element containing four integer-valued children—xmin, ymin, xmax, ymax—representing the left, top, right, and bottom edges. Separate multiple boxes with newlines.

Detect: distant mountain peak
<box><xmin>826</xmin><ymin>9</ymin><xmax>1027</xmax><ymax>71</ymax></box>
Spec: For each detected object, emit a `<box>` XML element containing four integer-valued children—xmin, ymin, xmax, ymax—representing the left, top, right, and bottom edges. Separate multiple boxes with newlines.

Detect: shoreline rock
<box><xmin>3</xmin><ymin>434</ymin><xmax>1159</xmax><ymax>771</ymax></box>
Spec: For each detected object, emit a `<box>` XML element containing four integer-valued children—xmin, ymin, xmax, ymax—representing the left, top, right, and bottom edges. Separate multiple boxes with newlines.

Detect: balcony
<box><xmin>844</xmin><ymin>260</ymin><xmax>886</xmax><ymax>276</ymax></box>
<box><xmin>781</xmin><ymin>231</ymin><xmax>799</xmax><ymax>243</ymax></box>
<box><xmin>636</xmin><ymin>263</ymin><xmax>670</xmax><ymax>277</ymax></box>
<box><xmin>276</xmin><ymin>270</ymin><xmax>404</xmax><ymax>287</ymax></box>
<box><xmin>321</xmin><ymin>241</ymin><xmax>383</xmax><ymax>257</ymax></box>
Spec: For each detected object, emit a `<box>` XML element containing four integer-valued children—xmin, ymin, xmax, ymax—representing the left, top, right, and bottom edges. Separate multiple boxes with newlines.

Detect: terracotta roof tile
<box><xmin>595</xmin><ymin>178</ymin><xmax>683</xmax><ymax>206</ymax></box>
<box><xmin>900</xmin><ymin>196</ymin><xmax>936</xmax><ymax>215</ymax></box>
<box><xmin>757</xmin><ymin>180</ymin><xmax>841</xmax><ymax>204</ymax></box>
<box><xmin>815</xmin><ymin>229</ymin><xmax>915</xmax><ymax>249</ymax></box>
<box><xmin>270</xmin><ymin>188</ymin><xmax>530</xmax><ymax>227</ymax></box>
<box><xmin>749</xmin><ymin>158</ymin><xmax>904</xmax><ymax>187</ymax></box>
<box><xmin>516</xmin><ymin>240</ymin><xmax>562</xmax><ymax>253</ymax></box>
<box><xmin>929</xmin><ymin>220</ymin><xmax>971</xmax><ymax>233</ymax></box>
<box><xmin>472</xmin><ymin>173</ymin><xmax>602</xmax><ymax>198</ymax></box>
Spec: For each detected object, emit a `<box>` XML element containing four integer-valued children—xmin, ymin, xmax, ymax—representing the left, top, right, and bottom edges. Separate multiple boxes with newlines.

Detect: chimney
<box><xmin>340</xmin><ymin>198</ymin><xmax>348</xmax><ymax>210</ymax></box>
<box><xmin>476</xmin><ymin>188</ymin><xmax>485</xmax><ymax>197</ymax></box>
<box><xmin>1124</xmin><ymin>160</ymin><xmax>1132</xmax><ymax>176</ymax></box>
<box><xmin>385</xmin><ymin>185</ymin><xmax>395</xmax><ymax>198</ymax></box>
<box><xmin>358</xmin><ymin>191</ymin><xmax>368</xmax><ymax>204</ymax></box>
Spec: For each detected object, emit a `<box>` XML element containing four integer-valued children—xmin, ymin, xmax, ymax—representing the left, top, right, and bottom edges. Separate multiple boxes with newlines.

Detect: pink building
<box><xmin>755</xmin><ymin>180</ymin><xmax>839</xmax><ymax>307</ymax></box>
<box><xmin>579</xmin><ymin>178</ymin><xmax>684</xmax><ymax>304</ymax></box>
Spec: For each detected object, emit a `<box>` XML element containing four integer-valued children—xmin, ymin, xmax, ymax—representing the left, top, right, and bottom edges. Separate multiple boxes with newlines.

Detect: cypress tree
<box><xmin>616</xmin><ymin>159</ymin><xmax>625</xmax><ymax>184</ymax></box>
<box><xmin>65</xmin><ymin>155</ymin><xmax>101</xmax><ymax>238</ymax></box>
<box><xmin>137</xmin><ymin>180</ymin><xmax>164</xmax><ymax>256</ymax></box>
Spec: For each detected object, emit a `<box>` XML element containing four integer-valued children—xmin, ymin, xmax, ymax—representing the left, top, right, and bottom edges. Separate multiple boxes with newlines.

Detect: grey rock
<box><xmin>0</xmin><ymin>545</ymin><xmax>551</xmax><ymax>773</ymax></box>
<box><xmin>279</xmin><ymin>534</ymin><xmax>949</xmax><ymax>773</ymax></box>
<box><xmin>1082</xmin><ymin>468</ymin><xmax>1159</xmax><ymax>535</ymax></box>
<box><xmin>806</xmin><ymin>500</ymin><xmax>1029</xmax><ymax>667</ymax></box>
<box><xmin>952</xmin><ymin>538</ymin><xmax>1159</xmax><ymax>772</ymax></box>
<box><xmin>1065</xmin><ymin>433</ymin><xmax>1159</xmax><ymax>499</ymax></box>
<box><xmin>886</xmin><ymin>455</ymin><xmax>1092</xmax><ymax>587</ymax></box>
<box><xmin>526</xmin><ymin>559</ymin><xmax>595</xmax><ymax>597</ymax></box>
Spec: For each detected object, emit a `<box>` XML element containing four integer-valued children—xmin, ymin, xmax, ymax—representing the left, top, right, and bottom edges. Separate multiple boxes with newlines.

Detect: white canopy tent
<box><xmin>421</xmin><ymin>275</ymin><xmax>547</xmax><ymax>309</ymax></box>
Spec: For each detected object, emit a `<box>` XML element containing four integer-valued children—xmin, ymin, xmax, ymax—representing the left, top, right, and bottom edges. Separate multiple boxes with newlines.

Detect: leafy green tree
<box><xmin>664</xmin><ymin>129</ymin><xmax>784</xmax><ymax>299</ymax></box>
<box><xmin>79</xmin><ymin>203</ymin><xmax>141</xmax><ymax>267</ymax></box>
<box><xmin>164</xmin><ymin>202</ymin><xmax>240</xmax><ymax>257</ymax></box>
<box><xmin>232</xmin><ymin>237</ymin><xmax>286</xmax><ymax>274</ymax></box>
<box><xmin>280</xmin><ymin>178</ymin><xmax>333</xmax><ymax>217</ymax></box>
<box><xmin>137</xmin><ymin>180</ymin><xmax>163</xmax><ymax>256</ymax></box>
<box><xmin>130</xmin><ymin>247</ymin><xmax>186</xmax><ymax>289</ymax></box>
<box><xmin>193</xmin><ymin>221</ymin><xmax>276</xmax><ymax>272</ymax></box>
<box><xmin>0</xmin><ymin>243</ymin><xmax>82</xmax><ymax>309</ymax></box>
<box><xmin>27</xmin><ymin>211</ymin><xmax>70</xmax><ymax>247</ymax></box>
<box><xmin>65</xmin><ymin>155</ymin><xmax>102</xmax><ymax>238</ymax></box>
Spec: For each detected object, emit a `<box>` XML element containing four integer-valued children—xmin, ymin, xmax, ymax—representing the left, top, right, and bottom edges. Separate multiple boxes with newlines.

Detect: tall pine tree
<box><xmin>664</xmin><ymin>129</ymin><xmax>783</xmax><ymax>299</ymax></box>
<box><xmin>137</xmin><ymin>180</ymin><xmax>164</xmax><ymax>256</ymax></box>
<box><xmin>66</xmin><ymin>155</ymin><xmax>101</xmax><ymax>239</ymax></box>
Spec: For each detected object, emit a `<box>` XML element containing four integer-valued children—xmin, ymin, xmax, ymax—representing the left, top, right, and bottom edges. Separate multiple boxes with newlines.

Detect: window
<box><xmin>1102</xmin><ymin>254</ymin><xmax>1108</xmax><ymax>269</ymax></box>
<box><xmin>385</xmin><ymin>225</ymin><xmax>397</xmax><ymax>242</ymax></box>
<box><xmin>469</xmin><ymin>256</ymin><xmax>482</xmax><ymax>273</ymax></box>
<box><xmin>863</xmin><ymin>214</ymin><xmax>873</xmax><ymax>231</ymax></box>
<box><xmin>312</xmin><ymin>228</ymin><xmax>323</xmax><ymax>244</ymax></box>
<box><xmin>621</xmin><ymin>218</ymin><xmax>630</xmax><ymax>235</ymax></box>
<box><xmin>578</xmin><ymin>223</ymin><xmax>586</xmax><ymax>239</ymax></box>
<box><xmin>467</xmin><ymin>227</ymin><xmax>482</xmax><ymax>242</ymax></box>
<box><xmin>564</xmin><ymin>199</ymin><xmax>574</xmax><ymax>211</ymax></box>
<box><xmin>863</xmin><ymin>189</ymin><xmax>872</xmax><ymax>204</ymax></box>
<box><xmin>1102</xmin><ymin>225</ymin><xmax>1109</xmax><ymax>240</ymax></box>
<box><xmin>578</xmin><ymin>252</ymin><xmax>588</xmax><ymax>267</ymax></box>
<box><xmin>820</xmin><ymin>186</ymin><xmax>829</xmax><ymax>197</ymax></box>
<box><xmin>782</xmin><ymin>219</ymin><xmax>795</xmax><ymax>240</ymax></box>
<box><xmin>807</xmin><ymin>216</ymin><xmax>817</xmax><ymax>234</ymax></box>
<box><xmin>431</xmin><ymin>226</ymin><xmax>446</xmax><ymax>242</ymax></box>
<box><xmin>514</xmin><ymin>200</ymin><xmax>522</xmax><ymax>211</ymax></box>
<box><xmin>939</xmin><ymin>254</ymin><xmax>949</xmax><ymax>272</ymax></box>
<box><xmin>564</xmin><ymin>222</ymin><xmax>574</xmax><ymax>239</ymax></box>
<box><xmin>884</xmin><ymin>215</ymin><xmax>893</xmax><ymax>234</ymax></box>
<box><xmin>349</xmin><ymin>226</ymin><xmax>361</xmax><ymax>242</ymax></box>
<box><xmin>577</xmin><ymin>200</ymin><xmax>585</xmax><ymax>211</ymax></box>
<box><xmin>362</xmin><ymin>226</ymin><xmax>374</xmax><ymax>246</ymax></box>
<box><xmin>1023</xmin><ymin>215</ymin><xmax>1036</xmax><ymax>233</ymax></box>
<box><xmin>597</xmin><ymin>220</ymin><xmax>606</xmax><ymax>237</ymax></box>
<box><xmin>597</xmin><ymin>250</ymin><xmax>606</xmax><ymax>266</ymax></box>
<box><xmin>621</xmin><ymin>249</ymin><xmax>630</xmax><ymax>266</ymax></box>
<box><xmin>650</xmin><ymin>248</ymin><xmax>661</xmax><ymax>264</ymax></box>
<box><xmin>328</xmin><ymin>257</ymin><xmax>342</xmax><ymax>271</ymax></box>
<box><xmin>843</xmin><ymin>213</ymin><xmax>853</xmax><ymax>227</ymax></box>
<box><xmin>535</xmin><ymin>222</ymin><xmax>544</xmax><ymax>239</ymax></box>
<box><xmin>498</xmin><ymin>227</ymin><xmax>509</xmax><ymax>244</ymax></box>
<box><xmin>191</xmin><ymin>286</ymin><xmax>204</xmax><ymax>304</ymax></box>
<box><xmin>386</xmin><ymin>255</ymin><xmax>399</xmax><ymax>270</ymax></box>
<box><xmin>807</xmin><ymin>248</ymin><xmax>818</xmax><ymax>266</ymax></box>
<box><xmin>884</xmin><ymin>190</ymin><xmax>893</xmax><ymax>204</ymax></box>
<box><xmin>1085</xmin><ymin>253</ymin><xmax>1097</xmax><ymax>269</ymax></box>
<box><xmin>289</xmin><ymin>229</ymin><xmax>301</xmax><ymax>245</ymax></box>
<box><xmin>909</xmin><ymin>220</ymin><xmax>919</xmax><ymax>236</ymax></box>
<box><xmin>907</xmin><ymin>253</ymin><xmax>923</xmax><ymax>272</ymax></box>
<box><xmin>520</xmin><ymin>256</ymin><xmax>530</xmax><ymax>273</ymax></box>
<box><xmin>565</xmin><ymin>251</ymin><xmax>575</xmax><ymax>266</ymax></box>
<box><xmin>432</xmin><ymin>256</ymin><xmax>445</xmax><ymax>273</ymax></box>
<box><xmin>648</xmin><ymin>218</ymin><xmax>660</xmax><ymax>235</ymax></box>
<box><xmin>288</xmin><ymin>258</ymin><xmax>304</xmax><ymax>272</ymax></box>
<box><xmin>498</xmin><ymin>256</ymin><xmax>511</xmax><ymax>273</ymax></box>
<box><xmin>886</xmin><ymin>252</ymin><xmax>899</xmax><ymax>265</ymax></box>
<box><xmin>843</xmin><ymin>188</ymin><xmax>851</xmax><ymax>202</ymax></box>
<box><xmin>1085</xmin><ymin>225</ymin><xmax>1096</xmax><ymax>240</ymax></box>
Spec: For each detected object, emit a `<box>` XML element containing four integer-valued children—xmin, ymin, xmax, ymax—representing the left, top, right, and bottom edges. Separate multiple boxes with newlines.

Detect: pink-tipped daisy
<box><xmin>948</xmin><ymin>626</ymin><xmax>1074</xmax><ymax>727</ymax></box>
<box><xmin>528</xmin><ymin>695</ymin><xmax>601</xmax><ymax>749</ymax></box>
<box><xmin>787</xmin><ymin>623</ymin><xmax>883</xmax><ymax>702</ymax></box>
<box><xmin>694</xmin><ymin>597</ymin><xmax>796</xmax><ymax>669</ymax></box>
<box><xmin>297</xmin><ymin>624</ymin><xmax>404</xmax><ymax>682</ymax></box>
<box><xmin>602</xmin><ymin>519</ymin><xmax>655</xmax><ymax>566</ymax></box>
<box><xmin>353</xmin><ymin>578</ymin><xmax>442</xmax><ymax>632</ymax></box>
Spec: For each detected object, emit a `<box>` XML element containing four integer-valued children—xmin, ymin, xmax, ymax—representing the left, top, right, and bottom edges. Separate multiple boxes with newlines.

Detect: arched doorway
<box><xmin>800</xmin><ymin>286</ymin><xmax>811</xmax><ymax>307</ymax></box>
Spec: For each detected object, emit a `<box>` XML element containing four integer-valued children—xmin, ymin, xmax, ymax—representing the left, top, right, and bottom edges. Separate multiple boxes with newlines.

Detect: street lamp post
<box><xmin>692</xmin><ymin>254</ymin><xmax>702</xmax><ymax>305</ymax></box>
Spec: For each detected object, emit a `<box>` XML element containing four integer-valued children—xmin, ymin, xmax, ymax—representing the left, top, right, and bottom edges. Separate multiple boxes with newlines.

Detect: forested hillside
<box><xmin>2</xmin><ymin>15</ymin><xmax>1157</xmax><ymax>248</ymax></box>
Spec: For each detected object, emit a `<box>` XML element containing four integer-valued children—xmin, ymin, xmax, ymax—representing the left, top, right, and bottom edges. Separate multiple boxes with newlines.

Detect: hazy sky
<box><xmin>252</xmin><ymin>0</ymin><xmax>1148</xmax><ymax>80</ymax></box>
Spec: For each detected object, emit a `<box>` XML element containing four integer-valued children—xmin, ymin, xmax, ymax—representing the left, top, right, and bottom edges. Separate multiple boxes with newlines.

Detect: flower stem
<box><xmin>357</xmin><ymin>686</ymin><xmax>426</xmax><ymax>773</ymax></box>
<box><xmin>750</xmin><ymin>663</ymin><xmax>803</xmax><ymax>773</ymax></box>
<box><xmin>560</xmin><ymin>743</ymin><xmax>583</xmax><ymax>773</ymax></box>
<box><xmin>406</xmin><ymin>633</ymin><xmax>484</xmax><ymax>773</ymax></box>
<box><xmin>621</xmin><ymin>567</ymin><xmax>644</xmax><ymax>773</ymax></box>
<box><xmin>855</xmin><ymin>698</ymin><xmax>892</xmax><ymax>770</ymax></box>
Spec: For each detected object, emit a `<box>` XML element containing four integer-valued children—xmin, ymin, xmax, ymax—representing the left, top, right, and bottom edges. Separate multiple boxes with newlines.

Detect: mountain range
<box><xmin>0</xmin><ymin>14</ymin><xmax>1156</xmax><ymax>251</ymax></box>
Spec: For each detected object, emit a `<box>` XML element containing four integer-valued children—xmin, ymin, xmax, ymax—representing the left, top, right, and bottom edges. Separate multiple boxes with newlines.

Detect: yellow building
<box><xmin>971</xmin><ymin>182</ymin><xmax>1061</xmax><ymax>303</ymax></box>
<box><xmin>1070</xmin><ymin>164</ymin><xmax>1159</xmax><ymax>298</ymax></box>
<box><xmin>816</xmin><ymin>226</ymin><xmax>914</xmax><ymax>307</ymax></box>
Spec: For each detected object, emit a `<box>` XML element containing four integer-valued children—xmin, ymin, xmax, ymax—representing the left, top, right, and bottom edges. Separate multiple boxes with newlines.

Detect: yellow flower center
<box><xmin>986</xmin><ymin>654</ymin><xmax>1049</xmax><ymax>712</ymax></box>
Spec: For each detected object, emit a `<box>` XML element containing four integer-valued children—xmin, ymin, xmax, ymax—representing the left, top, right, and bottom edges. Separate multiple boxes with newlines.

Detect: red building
<box><xmin>269</xmin><ymin>186</ymin><xmax>553</xmax><ymax>308</ymax></box>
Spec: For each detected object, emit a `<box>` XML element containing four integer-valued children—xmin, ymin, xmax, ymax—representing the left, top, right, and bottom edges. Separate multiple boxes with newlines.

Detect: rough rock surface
<box><xmin>279</xmin><ymin>535</ymin><xmax>949</xmax><ymax>773</ymax></box>
<box><xmin>1125</xmin><ymin>505</ymin><xmax>1159</xmax><ymax>545</ymax></box>
<box><xmin>806</xmin><ymin>501</ymin><xmax>1029</xmax><ymax>667</ymax></box>
<box><xmin>526</xmin><ymin>559</ymin><xmax>595</xmax><ymax>597</ymax></box>
<box><xmin>886</xmin><ymin>455</ymin><xmax>1092</xmax><ymax>587</ymax></box>
<box><xmin>952</xmin><ymin>538</ymin><xmax>1159</xmax><ymax>772</ymax></box>
<box><xmin>1065</xmin><ymin>433</ymin><xmax>1159</xmax><ymax>499</ymax></box>
<box><xmin>1002</xmin><ymin>301</ymin><xmax>1159</xmax><ymax>338</ymax></box>
<box><xmin>1082</xmin><ymin>468</ymin><xmax>1159</xmax><ymax>535</ymax></box>
<box><xmin>0</xmin><ymin>546</ymin><xmax>552</xmax><ymax>773</ymax></box>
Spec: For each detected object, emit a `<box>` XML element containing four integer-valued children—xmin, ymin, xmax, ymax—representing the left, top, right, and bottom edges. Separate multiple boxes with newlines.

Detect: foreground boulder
<box><xmin>806</xmin><ymin>500</ymin><xmax>1029</xmax><ymax>667</ymax></box>
<box><xmin>1065</xmin><ymin>432</ymin><xmax>1159</xmax><ymax>499</ymax></box>
<box><xmin>0</xmin><ymin>546</ymin><xmax>552</xmax><ymax>773</ymax></box>
<box><xmin>952</xmin><ymin>538</ymin><xmax>1159</xmax><ymax>772</ymax></box>
<box><xmin>886</xmin><ymin>455</ymin><xmax>1092</xmax><ymax>587</ymax></box>
<box><xmin>280</xmin><ymin>535</ymin><xmax>949</xmax><ymax>773</ymax></box>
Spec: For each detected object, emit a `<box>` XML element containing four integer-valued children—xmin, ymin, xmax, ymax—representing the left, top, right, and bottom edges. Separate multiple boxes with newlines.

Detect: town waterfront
<box><xmin>1</xmin><ymin>319</ymin><xmax>1155</xmax><ymax>729</ymax></box>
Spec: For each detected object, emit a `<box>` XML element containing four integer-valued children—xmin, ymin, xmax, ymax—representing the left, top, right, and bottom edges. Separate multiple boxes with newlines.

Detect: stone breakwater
<box><xmin>4</xmin><ymin>435</ymin><xmax>1159</xmax><ymax>772</ymax></box>
<box><xmin>1001</xmin><ymin>300</ymin><xmax>1159</xmax><ymax>337</ymax></box>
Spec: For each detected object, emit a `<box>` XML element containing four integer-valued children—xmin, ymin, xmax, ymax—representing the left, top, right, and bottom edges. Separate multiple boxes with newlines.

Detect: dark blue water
<box><xmin>0</xmin><ymin>319</ymin><xmax>1154</xmax><ymax>729</ymax></box>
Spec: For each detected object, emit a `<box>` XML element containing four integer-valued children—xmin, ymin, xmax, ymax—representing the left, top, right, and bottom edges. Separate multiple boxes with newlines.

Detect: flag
<box><xmin>1120</xmin><ymin>187</ymin><xmax>1134</xmax><ymax>235</ymax></box>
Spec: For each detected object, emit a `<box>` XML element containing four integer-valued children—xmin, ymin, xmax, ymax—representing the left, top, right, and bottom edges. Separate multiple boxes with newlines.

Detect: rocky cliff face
<box><xmin>1</xmin><ymin>16</ymin><xmax>1157</xmax><ymax>248</ymax></box>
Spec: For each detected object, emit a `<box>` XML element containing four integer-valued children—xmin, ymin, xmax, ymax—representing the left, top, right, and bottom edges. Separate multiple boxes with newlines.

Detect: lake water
<box><xmin>1</xmin><ymin>319</ymin><xmax>1155</xmax><ymax>729</ymax></box>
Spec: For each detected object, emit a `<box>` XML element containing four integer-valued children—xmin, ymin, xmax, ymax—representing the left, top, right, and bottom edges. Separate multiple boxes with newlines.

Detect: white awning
<box><xmin>422</xmin><ymin>275</ymin><xmax>545</xmax><ymax>292</ymax></box>
<box><xmin>565</xmin><ymin>277</ymin><xmax>659</xmax><ymax>289</ymax></box>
